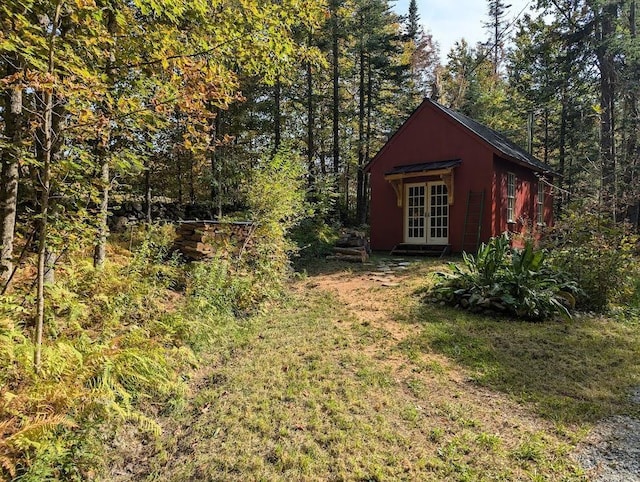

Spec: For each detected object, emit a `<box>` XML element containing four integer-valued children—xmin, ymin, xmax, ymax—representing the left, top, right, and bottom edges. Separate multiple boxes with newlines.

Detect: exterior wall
<box><xmin>491</xmin><ymin>157</ymin><xmax>553</xmax><ymax>245</ymax></box>
<box><xmin>368</xmin><ymin>102</ymin><xmax>495</xmax><ymax>252</ymax></box>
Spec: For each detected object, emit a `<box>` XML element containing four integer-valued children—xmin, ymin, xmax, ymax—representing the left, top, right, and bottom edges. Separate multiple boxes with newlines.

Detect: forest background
<box><xmin>1</xmin><ymin>0</ymin><xmax>639</xmax><ymax>283</ymax></box>
<box><xmin>0</xmin><ymin>0</ymin><xmax>638</xmax><ymax>479</ymax></box>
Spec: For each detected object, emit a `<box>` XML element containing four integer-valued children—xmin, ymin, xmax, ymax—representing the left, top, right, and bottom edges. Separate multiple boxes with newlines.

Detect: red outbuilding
<box><xmin>364</xmin><ymin>98</ymin><xmax>554</xmax><ymax>254</ymax></box>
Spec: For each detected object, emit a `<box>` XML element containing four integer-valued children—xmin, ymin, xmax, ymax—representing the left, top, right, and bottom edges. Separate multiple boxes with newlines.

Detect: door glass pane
<box><xmin>428</xmin><ymin>184</ymin><xmax>449</xmax><ymax>241</ymax></box>
<box><xmin>407</xmin><ymin>185</ymin><xmax>426</xmax><ymax>241</ymax></box>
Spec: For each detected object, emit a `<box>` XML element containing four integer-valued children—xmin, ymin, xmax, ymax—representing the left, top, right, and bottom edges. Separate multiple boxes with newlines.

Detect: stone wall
<box><xmin>108</xmin><ymin>201</ymin><xmax>216</xmax><ymax>232</ymax></box>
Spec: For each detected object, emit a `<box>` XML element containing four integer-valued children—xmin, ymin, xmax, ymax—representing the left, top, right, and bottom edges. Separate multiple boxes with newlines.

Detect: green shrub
<box><xmin>544</xmin><ymin>210</ymin><xmax>638</xmax><ymax>312</ymax></box>
<box><xmin>430</xmin><ymin>234</ymin><xmax>579</xmax><ymax>320</ymax></box>
<box><xmin>244</xmin><ymin>147</ymin><xmax>308</xmax><ymax>293</ymax></box>
<box><xmin>290</xmin><ymin>217</ymin><xmax>339</xmax><ymax>262</ymax></box>
<box><xmin>290</xmin><ymin>175</ymin><xmax>340</xmax><ymax>261</ymax></box>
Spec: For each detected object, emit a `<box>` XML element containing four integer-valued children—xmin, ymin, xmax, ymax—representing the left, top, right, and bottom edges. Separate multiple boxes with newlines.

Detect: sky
<box><xmin>392</xmin><ymin>0</ymin><xmax>536</xmax><ymax>61</ymax></box>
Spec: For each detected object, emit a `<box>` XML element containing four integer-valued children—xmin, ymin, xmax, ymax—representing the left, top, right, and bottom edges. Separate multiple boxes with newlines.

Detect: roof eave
<box><xmin>499</xmin><ymin>152</ymin><xmax>559</xmax><ymax>177</ymax></box>
<box><xmin>428</xmin><ymin>100</ymin><xmax>557</xmax><ymax>176</ymax></box>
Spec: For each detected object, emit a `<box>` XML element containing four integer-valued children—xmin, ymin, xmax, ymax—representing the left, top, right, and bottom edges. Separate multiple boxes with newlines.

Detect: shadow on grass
<box><xmin>296</xmin><ymin>253</ymin><xmax>452</xmax><ymax>277</ymax></box>
<box><xmin>400</xmin><ymin>301</ymin><xmax>640</xmax><ymax>424</ymax></box>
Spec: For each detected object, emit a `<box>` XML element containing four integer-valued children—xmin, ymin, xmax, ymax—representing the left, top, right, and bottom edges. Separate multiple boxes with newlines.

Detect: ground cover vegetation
<box><xmin>0</xmin><ymin>148</ymin><xmax>308</xmax><ymax>479</ymax></box>
<box><xmin>100</xmin><ymin>257</ymin><xmax>639</xmax><ymax>480</ymax></box>
<box><xmin>1</xmin><ymin>0</ymin><xmax>639</xmax><ymax>479</ymax></box>
<box><xmin>429</xmin><ymin>234</ymin><xmax>582</xmax><ymax>320</ymax></box>
<box><xmin>430</xmin><ymin>210</ymin><xmax>639</xmax><ymax>320</ymax></box>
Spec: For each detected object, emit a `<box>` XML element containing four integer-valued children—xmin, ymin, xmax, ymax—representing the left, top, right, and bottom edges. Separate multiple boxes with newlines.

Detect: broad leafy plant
<box><xmin>430</xmin><ymin>234</ymin><xmax>580</xmax><ymax>320</ymax></box>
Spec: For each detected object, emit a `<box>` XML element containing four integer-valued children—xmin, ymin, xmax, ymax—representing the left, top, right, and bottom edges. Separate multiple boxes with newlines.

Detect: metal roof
<box><xmin>428</xmin><ymin>99</ymin><xmax>554</xmax><ymax>173</ymax></box>
<box><xmin>385</xmin><ymin>159</ymin><xmax>462</xmax><ymax>176</ymax></box>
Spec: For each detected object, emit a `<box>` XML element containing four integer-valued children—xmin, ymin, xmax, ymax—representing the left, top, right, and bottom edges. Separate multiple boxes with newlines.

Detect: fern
<box><xmin>0</xmin><ymin>220</ymin><xmax>285</xmax><ymax>478</ymax></box>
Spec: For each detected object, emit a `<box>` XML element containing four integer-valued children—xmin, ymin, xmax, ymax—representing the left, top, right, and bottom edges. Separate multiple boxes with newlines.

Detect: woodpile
<box><xmin>326</xmin><ymin>230</ymin><xmax>370</xmax><ymax>263</ymax></box>
<box><xmin>173</xmin><ymin>221</ymin><xmax>256</xmax><ymax>260</ymax></box>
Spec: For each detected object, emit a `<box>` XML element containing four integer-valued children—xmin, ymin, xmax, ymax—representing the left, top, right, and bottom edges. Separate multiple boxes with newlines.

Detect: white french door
<box><xmin>427</xmin><ymin>182</ymin><xmax>449</xmax><ymax>244</ymax></box>
<box><xmin>405</xmin><ymin>183</ymin><xmax>426</xmax><ymax>244</ymax></box>
<box><xmin>405</xmin><ymin>182</ymin><xmax>449</xmax><ymax>244</ymax></box>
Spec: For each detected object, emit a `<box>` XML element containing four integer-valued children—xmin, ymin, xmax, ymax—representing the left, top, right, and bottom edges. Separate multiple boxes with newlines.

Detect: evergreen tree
<box><xmin>407</xmin><ymin>0</ymin><xmax>420</xmax><ymax>41</ymax></box>
<box><xmin>484</xmin><ymin>0</ymin><xmax>512</xmax><ymax>75</ymax></box>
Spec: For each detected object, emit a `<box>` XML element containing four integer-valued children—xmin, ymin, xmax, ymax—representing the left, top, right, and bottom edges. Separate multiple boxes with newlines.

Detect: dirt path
<box><xmin>303</xmin><ymin>259</ymin><xmax>421</xmax><ymax>337</ymax></box>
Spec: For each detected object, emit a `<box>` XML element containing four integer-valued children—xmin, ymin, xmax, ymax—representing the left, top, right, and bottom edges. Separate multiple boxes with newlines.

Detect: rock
<box><xmin>111</xmin><ymin>216</ymin><xmax>129</xmax><ymax>233</ymax></box>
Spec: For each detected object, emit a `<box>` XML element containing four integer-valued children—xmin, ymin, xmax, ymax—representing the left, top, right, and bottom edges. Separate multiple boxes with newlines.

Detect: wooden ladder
<box><xmin>462</xmin><ymin>190</ymin><xmax>485</xmax><ymax>253</ymax></box>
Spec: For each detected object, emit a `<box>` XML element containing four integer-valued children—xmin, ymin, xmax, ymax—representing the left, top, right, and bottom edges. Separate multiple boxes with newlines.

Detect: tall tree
<box><xmin>593</xmin><ymin>1</ymin><xmax>620</xmax><ymax>216</ymax></box>
<box><xmin>622</xmin><ymin>0</ymin><xmax>639</xmax><ymax>224</ymax></box>
<box><xmin>331</xmin><ymin>0</ymin><xmax>341</xmax><ymax>214</ymax></box>
<box><xmin>407</xmin><ymin>0</ymin><xmax>420</xmax><ymax>40</ymax></box>
<box><xmin>93</xmin><ymin>3</ymin><xmax>117</xmax><ymax>268</ymax></box>
<box><xmin>403</xmin><ymin>0</ymin><xmax>440</xmax><ymax>100</ymax></box>
<box><xmin>484</xmin><ymin>0</ymin><xmax>512</xmax><ymax>75</ymax></box>
<box><xmin>0</xmin><ymin>55</ymin><xmax>22</xmax><ymax>286</ymax></box>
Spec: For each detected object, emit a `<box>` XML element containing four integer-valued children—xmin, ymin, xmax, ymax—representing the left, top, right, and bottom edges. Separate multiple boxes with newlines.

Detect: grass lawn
<box><xmin>109</xmin><ymin>257</ymin><xmax>640</xmax><ymax>481</ymax></box>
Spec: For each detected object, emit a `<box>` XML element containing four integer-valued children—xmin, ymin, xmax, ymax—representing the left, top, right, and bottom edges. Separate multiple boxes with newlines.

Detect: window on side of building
<box><xmin>537</xmin><ymin>180</ymin><xmax>545</xmax><ymax>225</ymax></box>
<box><xmin>507</xmin><ymin>172</ymin><xmax>516</xmax><ymax>223</ymax></box>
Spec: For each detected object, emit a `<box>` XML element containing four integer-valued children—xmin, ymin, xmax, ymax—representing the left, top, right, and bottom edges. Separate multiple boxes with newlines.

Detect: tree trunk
<box><xmin>0</xmin><ymin>58</ymin><xmax>22</xmax><ymax>285</ymax></box>
<box><xmin>494</xmin><ymin>8</ymin><xmax>499</xmax><ymax>75</ymax></box>
<box><xmin>320</xmin><ymin>137</ymin><xmax>327</xmax><ymax>175</ymax></box>
<box><xmin>189</xmin><ymin>155</ymin><xmax>195</xmax><ymax>204</ymax></box>
<box><xmin>624</xmin><ymin>0</ymin><xmax>638</xmax><ymax>227</ymax></box>
<box><xmin>34</xmin><ymin>0</ymin><xmax>63</xmax><ymax>373</ymax></box>
<box><xmin>209</xmin><ymin>106</ymin><xmax>218</xmax><ymax>204</ymax></box>
<box><xmin>274</xmin><ymin>77</ymin><xmax>281</xmax><ymax>154</ymax></box>
<box><xmin>93</xmin><ymin>159</ymin><xmax>109</xmax><ymax>267</ymax></box>
<box><xmin>44</xmin><ymin>250</ymin><xmax>56</xmax><ymax>285</ymax></box>
<box><xmin>596</xmin><ymin>3</ymin><xmax>618</xmax><ymax>217</ymax></box>
<box><xmin>145</xmin><ymin>163</ymin><xmax>152</xmax><ymax>224</ymax></box>
<box><xmin>356</xmin><ymin>28</ymin><xmax>366</xmax><ymax>225</ymax></box>
<box><xmin>214</xmin><ymin>110</ymin><xmax>223</xmax><ymax>218</ymax></box>
<box><xmin>177</xmin><ymin>152</ymin><xmax>183</xmax><ymax>204</ymax></box>
<box><xmin>363</xmin><ymin>58</ymin><xmax>373</xmax><ymax>225</ymax></box>
<box><xmin>331</xmin><ymin>0</ymin><xmax>341</xmax><ymax>217</ymax></box>
<box><xmin>543</xmin><ymin>108</ymin><xmax>549</xmax><ymax>165</ymax></box>
<box><xmin>93</xmin><ymin>7</ymin><xmax>116</xmax><ymax>268</ymax></box>
<box><xmin>557</xmin><ymin>93</ymin><xmax>567</xmax><ymax>217</ymax></box>
<box><xmin>306</xmin><ymin>31</ymin><xmax>315</xmax><ymax>187</ymax></box>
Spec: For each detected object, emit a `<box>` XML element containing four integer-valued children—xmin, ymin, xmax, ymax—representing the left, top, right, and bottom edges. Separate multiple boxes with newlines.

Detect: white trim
<box><xmin>506</xmin><ymin>172</ymin><xmax>516</xmax><ymax>223</ymax></box>
<box><xmin>537</xmin><ymin>181</ymin><xmax>545</xmax><ymax>225</ymax></box>
<box><xmin>405</xmin><ymin>183</ymin><xmax>426</xmax><ymax>244</ymax></box>
<box><xmin>426</xmin><ymin>181</ymin><xmax>449</xmax><ymax>244</ymax></box>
